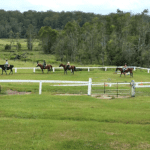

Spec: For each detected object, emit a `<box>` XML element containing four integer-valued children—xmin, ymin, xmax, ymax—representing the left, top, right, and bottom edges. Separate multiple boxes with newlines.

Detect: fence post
<box><xmin>15</xmin><ymin>68</ymin><xmax>17</xmax><ymax>73</ymax></box>
<box><xmin>134</xmin><ymin>67</ymin><xmax>136</xmax><ymax>71</ymax></box>
<box><xmin>33</xmin><ymin>68</ymin><xmax>35</xmax><ymax>73</ymax></box>
<box><xmin>105</xmin><ymin>67</ymin><xmax>107</xmax><ymax>71</ymax></box>
<box><xmin>148</xmin><ymin>69</ymin><xmax>149</xmax><ymax>73</ymax></box>
<box><xmin>39</xmin><ymin>81</ymin><xmax>42</xmax><ymax>95</ymax></box>
<box><xmin>88</xmin><ymin>78</ymin><xmax>92</xmax><ymax>96</ymax></box>
<box><xmin>88</xmin><ymin>68</ymin><xmax>90</xmax><ymax>72</ymax></box>
<box><xmin>53</xmin><ymin>67</ymin><xmax>55</xmax><ymax>72</ymax></box>
<box><xmin>131</xmin><ymin>80</ymin><xmax>135</xmax><ymax>97</ymax></box>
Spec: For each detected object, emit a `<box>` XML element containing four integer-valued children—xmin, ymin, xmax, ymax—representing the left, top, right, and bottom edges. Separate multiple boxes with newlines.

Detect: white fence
<box><xmin>0</xmin><ymin>79</ymin><xmax>90</xmax><ymax>95</ymax></box>
<box><xmin>0</xmin><ymin>79</ymin><xmax>150</xmax><ymax>96</ymax></box>
<box><xmin>1</xmin><ymin>66</ymin><xmax>150</xmax><ymax>73</ymax></box>
<box><xmin>0</xmin><ymin>66</ymin><xmax>141</xmax><ymax>73</ymax></box>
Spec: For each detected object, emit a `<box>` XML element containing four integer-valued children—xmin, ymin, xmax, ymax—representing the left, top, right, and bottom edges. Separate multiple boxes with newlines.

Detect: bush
<box><xmin>17</xmin><ymin>43</ymin><xmax>21</xmax><ymax>50</ymax></box>
<box><xmin>5</xmin><ymin>44</ymin><xmax>11</xmax><ymax>50</ymax></box>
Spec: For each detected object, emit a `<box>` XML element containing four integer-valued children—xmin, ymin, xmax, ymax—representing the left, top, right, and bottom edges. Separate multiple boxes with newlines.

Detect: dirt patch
<box><xmin>55</xmin><ymin>93</ymin><xmax>130</xmax><ymax>99</ymax></box>
<box><xmin>6</xmin><ymin>90</ymin><xmax>31</xmax><ymax>95</ymax></box>
<box><xmin>55</xmin><ymin>94</ymin><xmax>86</xmax><ymax>96</ymax></box>
<box><xmin>91</xmin><ymin>94</ymin><xmax>130</xmax><ymax>99</ymax></box>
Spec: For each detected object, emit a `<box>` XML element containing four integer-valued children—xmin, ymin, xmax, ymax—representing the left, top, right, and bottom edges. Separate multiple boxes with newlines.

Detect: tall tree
<box><xmin>39</xmin><ymin>26</ymin><xmax>58</xmax><ymax>53</ymax></box>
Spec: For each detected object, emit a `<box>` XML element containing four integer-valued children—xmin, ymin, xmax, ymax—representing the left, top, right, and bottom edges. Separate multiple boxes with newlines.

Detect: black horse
<box><xmin>0</xmin><ymin>65</ymin><xmax>14</xmax><ymax>75</ymax></box>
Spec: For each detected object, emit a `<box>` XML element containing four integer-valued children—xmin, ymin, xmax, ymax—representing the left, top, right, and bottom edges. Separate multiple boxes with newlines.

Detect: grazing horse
<box><xmin>36</xmin><ymin>63</ymin><xmax>52</xmax><ymax>73</ymax></box>
<box><xmin>59</xmin><ymin>64</ymin><xmax>76</xmax><ymax>74</ymax></box>
<box><xmin>116</xmin><ymin>67</ymin><xmax>133</xmax><ymax>77</ymax></box>
<box><xmin>0</xmin><ymin>65</ymin><xmax>14</xmax><ymax>75</ymax></box>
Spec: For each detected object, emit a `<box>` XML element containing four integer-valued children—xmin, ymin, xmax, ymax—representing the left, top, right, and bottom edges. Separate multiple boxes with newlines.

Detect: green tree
<box><xmin>26</xmin><ymin>24</ymin><xmax>36</xmax><ymax>50</ymax></box>
<box><xmin>39</xmin><ymin>26</ymin><xmax>58</xmax><ymax>53</ymax></box>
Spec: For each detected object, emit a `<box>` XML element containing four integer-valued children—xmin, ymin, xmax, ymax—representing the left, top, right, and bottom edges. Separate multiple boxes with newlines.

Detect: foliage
<box><xmin>1</xmin><ymin>9</ymin><xmax>150</xmax><ymax>66</ymax></box>
<box><xmin>17</xmin><ymin>42</ymin><xmax>21</xmax><ymax>50</ymax></box>
<box><xmin>38</xmin><ymin>26</ymin><xmax>58</xmax><ymax>53</ymax></box>
<box><xmin>4</xmin><ymin>44</ymin><xmax>11</xmax><ymax>50</ymax></box>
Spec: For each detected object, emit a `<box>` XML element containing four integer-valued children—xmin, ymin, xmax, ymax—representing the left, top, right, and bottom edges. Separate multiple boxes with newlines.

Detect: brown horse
<box><xmin>116</xmin><ymin>67</ymin><xmax>133</xmax><ymax>77</ymax></box>
<box><xmin>59</xmin><ymin>64</ymin><xmax>76</xmax><ymax>74</ymax></box>
<box><xmin>36</xmin><ymin>63</ymin><xmax>52</xmax><ymax>73</ymax></box>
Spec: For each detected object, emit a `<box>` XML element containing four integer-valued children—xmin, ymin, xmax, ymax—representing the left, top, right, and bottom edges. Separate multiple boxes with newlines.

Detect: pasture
<box><xmin>0</xmin><ymin>60</ymin><xmax>150</xmax><ymax>149</ymax></box>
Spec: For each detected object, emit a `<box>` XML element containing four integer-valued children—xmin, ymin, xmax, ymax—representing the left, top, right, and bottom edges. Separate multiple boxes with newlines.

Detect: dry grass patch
<box><xmin>110</xmin><ymin>141</ymin><xmax>131</xmax><ymax>150</ymax></box>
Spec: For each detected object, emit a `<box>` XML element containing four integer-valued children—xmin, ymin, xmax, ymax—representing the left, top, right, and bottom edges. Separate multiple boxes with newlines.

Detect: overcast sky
<box><xmin>1</xmin><ymin>0</ymin><xmax>150</xmax><ymax>15</ymax></box>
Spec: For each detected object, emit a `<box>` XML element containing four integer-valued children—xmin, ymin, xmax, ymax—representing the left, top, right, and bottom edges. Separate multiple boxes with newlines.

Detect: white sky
<box><xmin>0</xmin><ymin>0</ymin><xmax>150</xmax><ymax>15</ymax></box>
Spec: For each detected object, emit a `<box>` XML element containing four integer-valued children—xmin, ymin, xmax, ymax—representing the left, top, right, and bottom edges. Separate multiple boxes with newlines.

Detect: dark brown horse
<box><xmin>0</xmin><ymin>65</ymin><xmax>14</xmax><ymax>75</ymax></box>
<box><xmin>116</xmin><ymin>67</ymin><xmax>133</xmax><ymax>77</ymax></box>
<box><xmin>36</xmin><ymin>63</ymin><xmax>52</xmax><ymax>73</ymax></box>
<box><xmin>59</xmin><ymin>64</ymin><xmax>76</xmax><ymax>74</ymax></box>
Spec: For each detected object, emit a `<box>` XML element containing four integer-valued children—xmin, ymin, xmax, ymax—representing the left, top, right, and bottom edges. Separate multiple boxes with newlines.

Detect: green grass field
<box><xmin>0</xmin><ymin>64</ymin><xmax>150</xmax><ymax>149</ymax></box>
<box><xmin>1</xmin><ymin>94</ymin><xmax>150</xmax><ymax>149</ymax></box>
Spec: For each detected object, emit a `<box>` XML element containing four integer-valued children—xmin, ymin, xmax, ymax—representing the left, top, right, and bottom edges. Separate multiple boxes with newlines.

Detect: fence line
<box><xmin>0</xmin><ymin>79</ymin><xmax>89</xmax><ymax>95</ymax></box>
<box><xmin>0</xmin><ymin>79</ymin><xmax>150</xmax><ymax>96</ymax></box>
<box><xmin>0</xmin><ymin>66</ymin><xmax>150</xmax><ymax>73</ymax></box>
<box><xmin>1</xmin><ymin>66</ymin><xmax>148</xmax><ymax>73</ymax></box>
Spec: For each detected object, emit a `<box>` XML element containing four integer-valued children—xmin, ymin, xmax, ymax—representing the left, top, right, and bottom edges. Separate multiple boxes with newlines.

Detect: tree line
<box><xmin>1</xmin><ymin>9</ymin><xmax>150</xmax><ymax>67</ymax></box>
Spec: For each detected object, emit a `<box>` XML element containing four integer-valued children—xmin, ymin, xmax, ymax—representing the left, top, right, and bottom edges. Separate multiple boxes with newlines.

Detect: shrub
<box><xmin>5</xmin><ymin>44</ymin><xmax>11</xmax><ymax>50</ymax></box>
<box><xmin>17</xmin><ymin>43</ymin><xmax>21</xmax><ymax>50</ymax></box>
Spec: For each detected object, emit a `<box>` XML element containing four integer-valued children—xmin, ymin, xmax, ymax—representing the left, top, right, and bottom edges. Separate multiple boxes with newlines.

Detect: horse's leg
<box><xmin>42</xmin><ymin>69</ymin><xmax>44</xmax><ymax>73</ymax></box>
<box><xmin>131</xmin><ymin>72</ymin><xmax>133</xmax><ymax>78</ymax></box>
<box><xmin>1</xmin><ymin>69</ymin><xmax>3</xmax><ymax>75</ymax></box>
<box><xmin>124</xmin><ymin>72</ymin><xmax>125</xmax><ymax>77</ymax></box>
<box><xmin>5</xmin><ymin>69</ymin><xmax>7</xmax><ymax>75</ymax></box>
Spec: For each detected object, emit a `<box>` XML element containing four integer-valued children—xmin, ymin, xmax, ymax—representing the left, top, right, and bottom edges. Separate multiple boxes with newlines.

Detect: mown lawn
<box><xmin>0</xmin><ymin>94</ymin><xmax>150</xmax><ymax>149</ymax></box>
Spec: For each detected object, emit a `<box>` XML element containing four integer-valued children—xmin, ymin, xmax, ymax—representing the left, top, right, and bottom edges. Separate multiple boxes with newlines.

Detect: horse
<box><xmin>36</xmin><ymin>63</ymin><xmax>52</xmax><ymax>73</ymax></box>
<box><xmin>116</xmin><ymin>67</ymin><xmax>133</xmax><ymax>77</ymax></box>
<box><xmin>59</xmin><ymin>64</ymin><xmax>76</xmax><ymax>74</ymax></box>
<box><xmin>0</xmin><ymin>65</ymin><xmax>14</xmax><ymax>75</ymax></box>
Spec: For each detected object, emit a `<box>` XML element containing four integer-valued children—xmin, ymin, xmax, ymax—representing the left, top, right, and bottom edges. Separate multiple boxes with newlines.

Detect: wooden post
<box><xmin>88</xmin><ymin>68</ymin><xmax>90</xmax><ymax>72</ymax></box>
<box><xmin>39</xmin><ymin>81</ymin><xmax>42</xmax><ymax>95</ymax></box>
<box><xmin>33</xmin><ymin>68</ymin><xmax>35</xmax><ymax>73</ymax></box>
<box><xmin>131</xmin><ymin>80</ymin><xmax>135</xmax><ymax>97</ymax></box>
<box><xmin>117</xmin><ymin>82</ymin><xmax>118</xmax><ymax>97</ymax></box>
<box><xmin>15</xmin><ymin>68</ymin><xmax>17</xmax><ymax>73</ymax></box>
<box><xmin>134</xmin><ymin>67</ymin><xmax>136</xmax><ymax>71</ymax></box>
<box><xmin>53</xmin><ymin>67</ymin><xmax>55</xmax><ymax>72</ymax></box>
<box><xmin>88</xmin><ymin>78</ymin><xmax>92</xmax><ymax>96</ymax></box>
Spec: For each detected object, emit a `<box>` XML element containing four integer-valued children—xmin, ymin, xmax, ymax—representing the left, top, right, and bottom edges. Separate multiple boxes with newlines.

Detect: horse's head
<box><xmin>36</xmin><ymin>63</ymin><xmax>39</xmax><ymax>67</ymax></box>
<box><xmin>59</xmin><ymin>64</ymin><xmax>63</xmax><ymax>67</ymax></box>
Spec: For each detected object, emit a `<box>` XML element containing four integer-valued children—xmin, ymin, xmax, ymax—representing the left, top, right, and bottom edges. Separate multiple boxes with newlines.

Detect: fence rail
<box><xmin>0</xmin><ymin>79</ymin><xmax>89</xmax><ymax>95</ymax></box>
<box><xmin>0</xmin><ymin>79</ymin><xmax>150</xmax><ymax>96</ymax></box>
<box><xmin>2</xmin><ymin>66</ymin><xmax>150</xmax><ymax>73</ymax></box>
<box><xmin>0</xmin><ymin>66</ymin><xmax>150</xmax><ymax>73</ymax></box>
